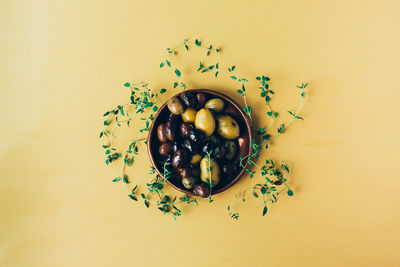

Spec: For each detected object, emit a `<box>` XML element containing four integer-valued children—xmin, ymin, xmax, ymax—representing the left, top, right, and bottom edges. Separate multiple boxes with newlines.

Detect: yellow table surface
<box><xmin>1</xmin><ymin>0</ymin><xmax>400</xmax><ymax>266</ymax></box>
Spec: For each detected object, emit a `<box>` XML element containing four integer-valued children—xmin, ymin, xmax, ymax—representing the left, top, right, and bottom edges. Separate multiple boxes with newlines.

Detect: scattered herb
<box><xmin>99</xmin><ymin>38</ymin><xmax>308</xmax><ymax>220</ymax></box>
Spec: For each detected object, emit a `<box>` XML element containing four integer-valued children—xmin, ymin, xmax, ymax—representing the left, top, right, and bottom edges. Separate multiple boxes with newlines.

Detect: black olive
<box><xmin>221</xmin><ymin>162</ymin><xmax>238</xmax><ymax>177</ymax></box>
<box><xmin>213</xmin><ymin>144</ymin><xmax>226</xmax><ymax>160</ymax></box>
<box><xmin>193</xmin><ymin>183</ymin><xmax>210</xmax><ymax>198</ymax></box>
<box><xmin>171</xmin><ymin>149</ymin><xmax>188</xmax><ymax>169</ymax></box>
<box><xmin>180</xmin><ymin>123</ymin><xmax>193</xmax><ymax>137</ymax></box>
<box><xmin>274</xmin><ymin>180</ymin><xmax>283</xmax><ymax>185</ymax></box>
<box><xmin>201</xmin><ymin>140</ymin><xmax>215</xmax><ymax>155</ymax></box>
<box><xmin>171</xmin><ymin>140</ymin><xmax>182</xmax><ymax>153</ymax></box>
<box><xmin>164</xmin><ymin>154</ymin><xmax>172</xmax><ymax>163</ymax></box>
<box><xmin>180</xmin><ymin>92</ymin><xmax>197</xmax><ymax>108</ymax></box>
<box><xmin>183</xmin><ymin>139</ymin><xmax>198</xmax><ymax>153</ymax></box>
<box><xmin>188</xmin><ymin>129</ymin><xmax>205</xmax><ymax>144</ymax></box>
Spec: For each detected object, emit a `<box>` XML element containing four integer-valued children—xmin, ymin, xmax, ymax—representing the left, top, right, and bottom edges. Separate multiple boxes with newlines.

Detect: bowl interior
<box><xmin>147</xmin><ymin>89</ymin><xmax>251</xmax><ymax>196</ymax></box>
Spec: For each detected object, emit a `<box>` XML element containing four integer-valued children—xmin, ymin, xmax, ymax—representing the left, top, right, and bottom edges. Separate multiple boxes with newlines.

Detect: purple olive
<box><xmin>180</xmin><ymin>123</ymin><xmax>193</xmax><ymax>137</ymax></box>
<box><xmin>193</xmin><ymin>183</ymin><xmax>210</xmax><ymax>198</ymax></box>
<box><xmin>180</xmin><ymin>92</ymin><xmax>197</xmax><ymax>108</ymax></box>
<box><xmin>196</xmin><ymin>93</ymin><xmax>207</xmax><ymax>109</ymax></box>
<box><xmin>159</xmin><ymin>142</ymin><xmax>172</xmax><ymax>156</ymax></box>
<box><xmin>171</xmin><ymin>149</ymin><xmax>188</xmax><ymax>169</ymax></box>
<box><xmin>180</xmin><ymin>167</ymin><xmax>200</xmax><ymax>179</ymax></box>
<box><xmin>166</xmin><ymin>117</ymin><xmax>178</xmax><ymax>141</ymax></box>
<box><xmin>157</xmin><ymin>123</ymin><xmax>168</xmax><ymax>143</ymax></box>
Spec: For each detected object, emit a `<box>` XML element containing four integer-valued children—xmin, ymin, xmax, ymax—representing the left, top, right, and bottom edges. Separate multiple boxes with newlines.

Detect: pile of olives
<box><xmin>155</xmin><ymin>91</ymin><xmax>242</xmax><ymax>197</ymax></box>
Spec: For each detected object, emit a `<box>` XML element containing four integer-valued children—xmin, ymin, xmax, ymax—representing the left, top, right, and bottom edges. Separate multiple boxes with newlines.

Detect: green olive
<box><xmin>224</xmin><ymin>140</ymin><xmax>237</xmax><ymax>160</ymax></box>
<box><xmin>167</xmin><ymin>97</ymin><xmax>185</xmax><ymax>115</ymax></box>
<box><xmin>191</xmin><ymin>154</ymin><xmax>202</xmax><ymax>165</ymax></box>
<box><xmin>195</xmin><ymin>108</ymin><xmax>215</xmax><ymax>137</ymax></box>
<box><xmin>216</xmin><ymin>115</ymin><xmax>240</xmax><ymax>139</ymax></box>
<box><xmin>204</xmin><ymin>98</ymin><xmax>224</xmax><ymax>113</ymax></box>
<box><xmin>182</xmin><ymin>177</ymin><xmax>197</xmax><ymax>189</ymax></box>
<box><xmin>200</xmin><ymin>156</ymin><xmax>220</xmax><ymax>186</ymax></box>
<box><xmin>181</xmin><ymin>108</ymin><xmax>197</xmax><ymax>123</ymax></box>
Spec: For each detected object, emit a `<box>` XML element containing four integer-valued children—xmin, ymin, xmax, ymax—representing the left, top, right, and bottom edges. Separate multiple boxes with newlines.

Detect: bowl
<box><xmin>147</xmin><ymin>89</ymin><xmax>252</xmax><ymax>196</ymax></box>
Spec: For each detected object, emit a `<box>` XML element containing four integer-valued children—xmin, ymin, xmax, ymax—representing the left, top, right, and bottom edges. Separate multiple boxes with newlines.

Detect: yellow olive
<box><xmin>204</xmin><ymin>98</ymin><xmax>225</xmax><ymax>113</ymax></box>
<box><xmin>200</xmin><ymin>156</ymin><xmax>220</xmax><ymax>186</ymax></box>
<box><xmin>216</xmin><ymin>115</ymin><xmax>240</xmax><ymax>139</ymax></box>
<box><xmin>195</xmin><ymin>108</ymin><xmax>215</xmax><ymax>137</ymax></box>
<box><xmin>167</xmin><ymin>97</ymin><xmax>185</xmax><ymax>115</ymax></box>
<box><xmin>191</xmin><ymin>154</ymin><xmax>202</xmax><ymax>165</ymax></box>
<box><xmin>181</xmin><ymin>108</ymin><xmax>197</xmax><ymax>123</ymax></box>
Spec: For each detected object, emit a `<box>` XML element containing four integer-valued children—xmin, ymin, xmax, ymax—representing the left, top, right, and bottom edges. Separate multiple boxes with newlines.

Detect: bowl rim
<box><xmin>147</xmin><ymin>89</ymin><xmax>252</xmax><ymax>196</ymax></box>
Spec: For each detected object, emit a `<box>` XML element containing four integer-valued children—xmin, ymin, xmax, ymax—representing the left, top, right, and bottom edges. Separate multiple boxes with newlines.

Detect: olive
<box><xmin>188</xmin><ymin>129</ymin><xmax>205</xmax><ymax>144</ymax></box>
<box><xmin>204</xmin><ymin>98</ymin><xmax>225</xmax><ymax>113</ymax></box>
<box><xmin>191</xmin><ymin>168</ymin><xmax>200</xmax><ymax>178</ymax></box>
<box><xmin>195</xmin><ymin>108</ymin><xmax>216</xmax><ymax>137</ymax></box>
<box><xmin>180</xmin><ymin>167</ymin><xmax>199</xmax><ymax>179</ymax></box>
<box><xmin>213</xmin><ymin>144</ymin><xmax>226</xmax><ymax>160</ymax></box>
<box><xmin>237</xmin><ymin>136</ymin><xmax>249</xmax><ymax>159</ymax></box>
<box><xmin>201</xmin><ymin>140</ymin><xmax>215</xmax><ymax>155</ymax></box>
<box><xmin>181</xmin><ymin>108</ymin><xmax>197</xmax><ymax>123</ymax></box>
<box><xmin>171</xmin><ymin>140</ymin><xmax>182</xmax><ymax>153</ymax></box>
<box><xmin>159</xmin><ymin>142</ymin><xmax>172</xmax><ymax>156</ymax></box>
<box><xmin>224</xmin><ymin>140</ymin><xmax>237</xmax><ymax>160</ymax></box>
<box><xmin>200</xmin><ymin>156</ymin><xmax>220</xmax><ymax>186</ymax></box>
<box><xmin>157</xmin><ymin>123</ymin><xmax>168</xmax><ymax>142</ymax></box>
<box><xmin>221</xmin><ymin>162</ymin><xmax>238</xmax><ymax>177</ymax></box>
<box><xmin>182</xmin><ymin>139</ymin><xmax>197</xmax><ymax>153</ymax></box>
<box><xmin>216</xmin><ymin>115</ymin><xmax>240</xmax><ymax>139</ymax></box>
<box><xmin>167</xmin><ymin>97</ymin><xmax>185</xmax><ymax>115</ymax></box>
<box><xmin>274</xmin><ymin>180</ymin><xmax>283</xmax><ymax>185</ymax></box>
<box><xmin>193</xmin><ymin>183</ymin><xmax>210</xmax><ymax>198</ymax></box>
<box><xmin>180</xmin><ymin>92</ymin><xmax>197</xmax><ymax>108</ymax></box>
<box><xmin>190</xmin><ymin>154</ymin><xmax>202</xmax><ymax>165</ymax></box>
<box><xmin>196</xmin><ymin>93</ymin><xmax>207</xmax><ymax>108</ymax></box>
<box><xmin>180</xmin><ymin>167</ymin><xmax>192</xmax><ymax>178</ymax></box>
<box><xmin>165</xmin><ymin>117</ymin><xmax>178</xmax><ymax>141</ymax></box>
<box><xmin>164</xmin><ymin>154</ymin><xmax>172</xmax><ymax>163</ymax></box>
<box><xmin>171</xmin><ymin>149</ymin><xmax>188</xmax><ymax>169</ymax></box>
<box><xmin>182</xmin><ymin>177</ymin><xmax>197</xmax><ymax>190</ymax></box>
<box><xmin>180</xmin><ymin>123</ymin><xmax>193</xmax><ymax>137</ymax></box>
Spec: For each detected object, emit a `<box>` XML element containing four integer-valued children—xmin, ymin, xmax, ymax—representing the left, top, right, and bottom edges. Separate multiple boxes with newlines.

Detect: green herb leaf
<box><xmin>124</xmin><ymin>82</ymin><xmax>131</xmax><ymax>87</ymax></box>
<box><xmin>159</xmin><ymin>88</ymin><xmax>167</xmax><ymax>94</ymax></box>
<box><xmin>160</xmin><ymin>61</ymin><xmax>165</xmax><ymax>68</ymax></box>
<box><xmin>257</xmin><ymin>128</ymin><xmax>266</xmax><ymax>135</ymax></box>
<box><xmin>262</xmin><ymin>206</ymin><xmax>268</xmax><ymax>216</ymax></box>
<box><xmin>287</xmin><ymin>189</ymin><xmax>294</xmax><ymax>196</ymax></box>
<box><xmin>112</xmin><ymin>177</ymin><xmax>121</xmax><ymax>182</ymax></box>
<box><xmin>175</xmin><ymin>69</ymin><xmax>181</xmax><ymax>78</ymax></box>
<box><xmin>195</xmin><ymin>39</ymin><xmax>201</xmax><ymax>46</ymax></box>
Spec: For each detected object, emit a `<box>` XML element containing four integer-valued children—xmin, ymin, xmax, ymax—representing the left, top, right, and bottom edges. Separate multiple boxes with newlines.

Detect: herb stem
<box><xmin>275</xmin><ymin>94</ymin><xmax>304</xmax><ymax>137</ymax></box>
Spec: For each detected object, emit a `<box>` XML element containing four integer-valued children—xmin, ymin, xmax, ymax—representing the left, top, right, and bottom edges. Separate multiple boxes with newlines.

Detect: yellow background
<box><xmin>1</xmin><ymin>0</ymin><xmax>400</xmax><ymax>266</ymax></box>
